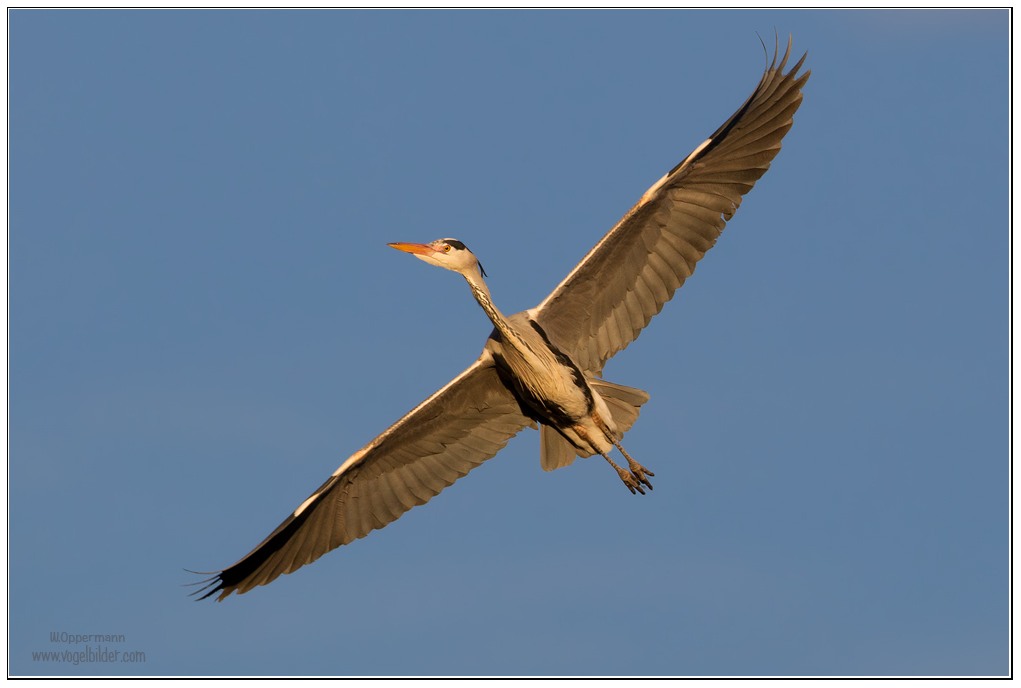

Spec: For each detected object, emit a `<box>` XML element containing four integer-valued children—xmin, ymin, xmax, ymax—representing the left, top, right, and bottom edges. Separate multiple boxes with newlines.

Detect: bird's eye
<box><xmin>443</xmin><ymin>245</ymin><xmax>451</xmax><ymax>252</ymax></box>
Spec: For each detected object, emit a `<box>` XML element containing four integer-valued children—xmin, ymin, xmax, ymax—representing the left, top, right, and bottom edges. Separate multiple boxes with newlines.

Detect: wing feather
<box><xmin>534</xmin><ymin>37</ymin><xmax>809</xmax><ymax>375</ymax></box>
<box><xmin>194</xmin><ymin>355</ymin><xmax>530</xmax><ymax>600</ymax></box>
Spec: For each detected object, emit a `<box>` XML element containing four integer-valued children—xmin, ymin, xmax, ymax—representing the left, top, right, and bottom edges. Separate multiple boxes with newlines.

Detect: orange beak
<box><xmin>388</xmin><ymin>242</ymin><xmax>437</xmax><ymax>256</ymax></box>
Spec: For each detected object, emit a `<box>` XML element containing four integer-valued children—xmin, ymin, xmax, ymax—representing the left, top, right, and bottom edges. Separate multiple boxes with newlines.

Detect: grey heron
<box><xmin>193</xmin><ymin>37</ymin><xmax>809</xmax><ymax>601</ymax></box>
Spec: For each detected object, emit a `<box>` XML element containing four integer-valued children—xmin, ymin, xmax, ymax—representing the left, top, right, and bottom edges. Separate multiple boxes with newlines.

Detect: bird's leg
<box><xmin>612</xmin><ymin>438</ymin><xmax>654</xmax><ymax>492</ymax></box>
<box><xmin>590</xmin><ymin>414</ymin><xmax>654</xmax><ymax>493</ymax></box>
<box><xmin>603</xmin><ymin>453</ymin><xmax>645</xmax><ymax>495</ymax></box>
<box><xmin>574</xmin><ymin>424</ymin><xmax>645</xmax><ymax>495</ymax></box>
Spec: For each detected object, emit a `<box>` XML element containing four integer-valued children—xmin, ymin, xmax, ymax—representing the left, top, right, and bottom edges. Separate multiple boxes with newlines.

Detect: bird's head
<box><xmin>388</xmin><ymin>238</ymin><xmax>487</xmax><ymax>279</ymax></box>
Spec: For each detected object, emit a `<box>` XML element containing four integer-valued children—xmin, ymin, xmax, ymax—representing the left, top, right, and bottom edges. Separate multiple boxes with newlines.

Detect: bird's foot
<box><xmin>626</xmin><ymin>458</ymin><xmax>655</xmax><ymax>492</ymax></box>
<box><xmin>614</xmin><ymin>464</ymin><xmax>646</xmax><ymax>495</ymax></box>
<box><xmin>609</xmin><ymin>437</ymin><xmax>653</xmax><ymax>492</ymax></box>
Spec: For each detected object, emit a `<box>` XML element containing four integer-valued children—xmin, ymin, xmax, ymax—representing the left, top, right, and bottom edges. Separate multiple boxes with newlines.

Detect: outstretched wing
<box><xmin>533</xmin><ymin>36</ymin><xmax>810</xmax><ymax>376</ymax></box>
<box><xmin>193</xmin><ymin>353</ymin><xmax>530</xmax><ymax>601</ymax></box>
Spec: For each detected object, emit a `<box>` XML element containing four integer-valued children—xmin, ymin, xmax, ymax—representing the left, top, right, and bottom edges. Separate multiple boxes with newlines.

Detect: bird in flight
<box><xmin>193</xmin><ymin>36</ymin><xmax>809</xmax><ymax>601</ymax></box>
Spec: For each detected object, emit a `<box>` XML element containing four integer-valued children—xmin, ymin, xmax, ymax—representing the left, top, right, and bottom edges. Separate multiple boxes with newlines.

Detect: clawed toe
<box><xmin>612</xmin><ymin>465</ymin><xmax>645</xmax><ymax>494</ymax></box>
<box><xmin>627</xmin><ymin>460</ymin><xmax>655</xmax><ymax>491</ymax></box>
<box><xmin>614</xmin><ymin>466</ymin><xmax>646</xmax><ymax>495</ymax></box>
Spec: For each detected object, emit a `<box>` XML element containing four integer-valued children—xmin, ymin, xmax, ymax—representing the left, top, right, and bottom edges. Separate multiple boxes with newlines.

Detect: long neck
<box><xmin>462</xmin><ymin>269</ymin><xmax>520</xmax><ymax>345</ymax></box>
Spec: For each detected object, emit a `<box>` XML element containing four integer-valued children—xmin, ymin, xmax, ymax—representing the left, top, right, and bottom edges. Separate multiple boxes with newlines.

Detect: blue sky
<box><xmin>10</xmin><ymin>9</ymin><xmax>1007</xmax><ymax>676</ymax></box>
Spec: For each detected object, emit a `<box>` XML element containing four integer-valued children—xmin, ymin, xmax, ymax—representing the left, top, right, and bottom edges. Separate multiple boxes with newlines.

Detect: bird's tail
<box><xmin>540</xmin><ymin>423</ymin><xmax>578</xmax><ymax>471</ymax></box>
<box><xmin>539</xmin><ymin>378</ymin><xmax>650</xmax><ymax>471</ymax></box>
<box><xmin>589</xmin><ymin>378</ymin><xmax>650</xmax><ymax>439</ymax></box>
